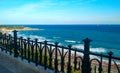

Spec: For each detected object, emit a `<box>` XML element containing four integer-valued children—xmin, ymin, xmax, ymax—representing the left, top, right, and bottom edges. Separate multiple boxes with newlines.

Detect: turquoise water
<box><xmin>18</xmin><ymin>25</ymin><xmax>120</xmax><ymax>57</ymax></box>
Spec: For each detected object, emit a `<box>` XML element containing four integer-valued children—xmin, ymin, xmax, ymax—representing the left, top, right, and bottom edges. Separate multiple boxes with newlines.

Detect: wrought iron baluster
<box><xmin>31</xmin><ymin>40</ymin><xmax>34</xmax><ymax>62</ymax></box>
<box><xmin>44</xmin><ymin>40</ymin><xmax>47</xmax><ymax>70</ymax></box>
<box><xmin>67</xmin><ymin>45</ymin><xmax>72</xmax><ymax>73</ymax></box>
<box><xmin>39</xmin><ymin>42</ymin><xmax>42</xmax><ymax>65</ymax></box>
<box><xmin>54</xmin><ymin>42</ymin><xmax>59</xmax><ymax>73</ymax></box>
<box><xmin>35</xmin><ymin>39</ymin><xmax>38</xmax><ymax>66</ymax></box>
<box><xmin>108</xmin><ymin>51</ymin><xmax>113</xmax><ymax>73</ymax></box>
<box><xmin>20</xmin><ymin>37</ymin><xmax>24</xmax><ymax>60</ymax></box>
<box><xmin>9</xmin><ymin>34</ymin><xmax>12</xmax><ymax>55</ymax></box>
<box><xmin>27</xmin><ymin>38</ymin><xmax>30</xmax><ymax>63</ymax></box>
<box><xmin>49</xmin><ymin>45</ymin><xmax>52</xmax><ymax>69</ymax></box>
<box><xmin>5</xmin><ymin>35</ymin><xmax>7</xmax><ymax>52</ymax></box>
<box><xmin>74</xmin><ymin>48</ymin><xmax>77</xmax><ymax>70</ymax></box>
<box><xmin>24</xmin><ymin>39</ymin><xmax>27</xmax><ymax>59</ymax></box>
<box><xmin>0</xmin><ymin>33</ymin><xmax>2</xmax><ymax>46</ymax></box>
<box><xmin>98</xmin><ymin>55</ymin><xmax>103</xmax><ymax>73</ymax></box>
<box><xmin>61</xmin><ymin>46</ymin><xmax>65</xmax><ymax>72</ymax></box>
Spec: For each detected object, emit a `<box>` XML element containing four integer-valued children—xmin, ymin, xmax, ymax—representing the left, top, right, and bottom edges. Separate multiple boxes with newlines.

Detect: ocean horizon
<box><xmin>8</xmin><ymin>24</ymin><xmax>120</xmax><ymax>57</ymax></box>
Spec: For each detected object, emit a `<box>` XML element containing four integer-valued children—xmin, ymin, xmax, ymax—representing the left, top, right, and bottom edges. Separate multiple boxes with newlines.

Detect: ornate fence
<box><xmin>0</xmin><ymin>30</ymin><xmax>120</xmax><ymax>73</ymax></box>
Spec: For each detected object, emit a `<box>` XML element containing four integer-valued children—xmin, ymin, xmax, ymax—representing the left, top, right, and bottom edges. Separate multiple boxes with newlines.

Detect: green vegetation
<box><xmin>0</xmin><ymin>25</ymin><xmax>25</xmax><ymax>29</ymax></box>
<box><xmin>0</xmin><ymin>25</ymin><xmax>39</xmax><ymax>34</ymax></box>
<box><xmin>71</xmin><ymin>69</ymin><xmax>80</xmax><ymax>73</ymax></box>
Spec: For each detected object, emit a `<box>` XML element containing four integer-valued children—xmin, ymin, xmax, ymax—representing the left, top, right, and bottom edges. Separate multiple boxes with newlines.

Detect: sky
<box><xmin>0</xmin><ymin>0</ymin><xmax>120</xmax><ymax>24</ymax></box>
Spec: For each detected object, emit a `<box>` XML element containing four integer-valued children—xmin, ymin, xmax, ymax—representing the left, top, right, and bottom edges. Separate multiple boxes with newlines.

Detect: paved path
<box><xmin>0</xmin><ymin>64</ymin><xmax>12</xmax><ymax>73</ymax></box>
<box><xmin>0</xmin><ymin>52</ymin><xmax>48</xmax><ymax>73</ymax></box>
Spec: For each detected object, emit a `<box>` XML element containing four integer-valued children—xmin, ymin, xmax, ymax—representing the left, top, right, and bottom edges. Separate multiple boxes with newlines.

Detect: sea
<box><xmin>13</xmin><ymin>24</ymin><xmax>120</xmax><ymax>57</ymax></box>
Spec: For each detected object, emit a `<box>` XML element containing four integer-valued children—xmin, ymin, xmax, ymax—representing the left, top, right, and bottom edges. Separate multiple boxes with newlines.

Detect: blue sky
<box><xmin>0</xmin><ymin>0</ymin><xmax>120</xmax><ymax>24</ymax></box>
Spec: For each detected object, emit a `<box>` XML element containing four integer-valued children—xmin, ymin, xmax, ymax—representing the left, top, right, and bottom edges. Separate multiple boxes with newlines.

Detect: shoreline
<box><xmin>0</xmin><ymin>25</ymin><xmax>40</xmax><ymax>34</ymax></box>
<box><xmin>0</xmin><ymin>25</ymin><xmax>120</xmax><ymax>72</ymax></box>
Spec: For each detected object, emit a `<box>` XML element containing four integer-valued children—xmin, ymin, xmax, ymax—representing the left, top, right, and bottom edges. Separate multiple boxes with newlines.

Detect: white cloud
<box><xmin>0</xmin><ymin>1</ymin><xmax>59</xmax><ymax>17</ymax></box>
<box><xmin>0</xmin><ymin>0</ymin><xmax>74</xmax><ymax>22</ymax></box>
<box><xmin>1</xmin><ymin>0</ymin><xmax>120</xmax><ymax>24</ymax></box>
<box><xmin>2</xmin><ymin>3</ymin><xmax>46</xmax><ymax>16</ymax></box>
<box><xmin>0</xmin><ymin>1</ymin><xmax>64</xmax><ymax>24</ymax></box>
<box><xmin>0</xmin><ymin>0</ymin><xmax>96</xmax><ymax>18</ymax></box>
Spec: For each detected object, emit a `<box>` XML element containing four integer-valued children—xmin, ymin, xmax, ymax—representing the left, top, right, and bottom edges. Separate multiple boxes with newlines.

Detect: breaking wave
<box><xmin>72</xmin><ymin>44</ymin><xmax>106</xmax><ymax>53</ymax></box>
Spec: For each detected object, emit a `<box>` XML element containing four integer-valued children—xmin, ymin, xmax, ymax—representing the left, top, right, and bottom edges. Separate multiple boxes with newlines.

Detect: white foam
<box><xmin>29</xmin><ymin>35</ymin><xmax>46</xmax><ymax>42</ymax></box>
<box><xmin>65</xmin><ymin>40</ymin><xmax>76</xmax><ymax>43</ymax></box>
<box><xmin>90</xmin><ymin>47</ymin><xmax>106</xmax><ymax>53</ymax></box>
<box><xmin>72</xmin><ymin>44</ymin><xmax>106</xmax><ymax>53</ymax></box>
<box><xmin>17</xmin><ymin>33</ymin><xmax>52</xmax><ymax>42</ymax></box>
<box><xmin>72</xmin><ymin>44</ymin><xmax>84</xmax><ymax>50</ymax></box>
<box><xmin>18</xmin><ymin>33</ymin><xmax>28</xmax><ymax>39</ymax></box>
<box><xmin>8</xmin><ymin>32</ymin><xmax>13</xmax><ymax>35</ymax></box>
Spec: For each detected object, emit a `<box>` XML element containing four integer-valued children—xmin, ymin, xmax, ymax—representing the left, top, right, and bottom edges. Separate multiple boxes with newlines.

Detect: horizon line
<box><xmin>0</xmin><ymin>23</ymin><xmax>120</xmax><ymax>25</ymax></box>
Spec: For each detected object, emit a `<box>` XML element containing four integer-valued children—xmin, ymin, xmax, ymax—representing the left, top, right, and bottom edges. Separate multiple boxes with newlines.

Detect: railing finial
<box><xmin>83</xmin><ymin>38</ymin><xmax>92</xmax><ymax>43</ymax></box>
<box><xmin>82</xmin><ymin>38</ymin><xmax>92</xmax><ymax>73</ymax></box>
<box><xmin>108</xmin><ymin>51</ymin><xmax>113</xmax><ymax>55</ymax></box>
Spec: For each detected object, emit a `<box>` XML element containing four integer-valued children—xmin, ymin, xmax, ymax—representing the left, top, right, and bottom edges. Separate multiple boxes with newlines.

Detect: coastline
<box><xmin>0</xmin><ymin>25</ymin><xmax>40</xmax><ymax>34</ymax></box>
<box><xmin>0</xmin><ymin>25</ymin><xmax>119</xmax><ymax>73</ymax></box>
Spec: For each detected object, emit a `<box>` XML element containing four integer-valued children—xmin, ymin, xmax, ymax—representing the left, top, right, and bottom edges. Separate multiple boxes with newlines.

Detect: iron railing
<box><xmin>0</xmin><ymin>30</ymin><xmax>120</xmax><ymax>73</ymax></box>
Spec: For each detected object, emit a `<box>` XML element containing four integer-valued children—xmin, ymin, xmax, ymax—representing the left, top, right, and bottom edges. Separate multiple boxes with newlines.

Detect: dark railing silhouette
<box><xmin>0</xmin><ymin>30</ymin><xmax>120</xmax><ymax>73</ymax></box>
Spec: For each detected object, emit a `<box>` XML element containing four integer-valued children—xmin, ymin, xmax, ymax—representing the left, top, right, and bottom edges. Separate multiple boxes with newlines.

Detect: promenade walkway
<box><xmin>0</xmin><ymin>64</ymin><xmax>12</xmax><ymax>73</ymax></box>
<box><xmin>0</xmin><ymin>51</ymin><xmax>48</xmax><ymax>73</ymax></box>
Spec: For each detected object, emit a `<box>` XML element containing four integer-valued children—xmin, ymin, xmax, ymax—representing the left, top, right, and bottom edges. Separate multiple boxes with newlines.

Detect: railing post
<box><xmin>31</xmin><ymin>40</ymin><xmax>34</xmax><ymax>62</ymax></box>
<box><xmin>98</xmin><ymin>54</ymin><xmax>103</xmax><ymax>73</ymax></box>
<box><xmin>82</xmin><ymin>38</ymin><xmax>92</xmax><ymax>73</ymax></box>
<box><xmin>2</xmin><ymin>33</ymin><xmax>5</xmax><ymax>44</ymax></box>
<box><xmin>0</xmin><ymin>32</ymin><xmax>2</xmax><ymax>44</ymax></box>
<box><xmin>74</xmin><ymin>48</ymin><xmax>77</xmax><ymax>70</ymax></box>
<box><xmin>44</xmin><ymin>40</ymin><xmax>47</xmax><ymax>70</ymax></box>
<box><xmin>13</xmin><ymin>30</ymin><xmax>19</xmax><ymax>57</ymax></box>
<box><xmin>108</xmin><ymin>51</ymin><xmax>113</xmax><ymax>73</ymax></box>
<box><xmin>20</xmin><ymin>36</ymin><xmax>24</xmax><ymax>60</ymax></box>
<box><xmin>67</xmin><ymin>45</ymin><xmax>72</xmax><ymax>73</ymax></box>
<box><xmin>24</xmin><ymin>39</ymin><xmax>27</xmax><ymax>59</ymax></box>
<box><xmin>5</xmin><ymin>34</ymin><xmax>7</xmax><ymax>52</ymax></box>
<box><xmin>7</xmin><ymin>34</ymin><xmax>10</xmax><ymax>53</ymax></box>
<box><xmin>27</xmin><ymin>37</ymin><xmax>30</xmax><ymax>63</ymax></box>
<box><xmin>49</xmin><ymin>45</ymin><xmax>52</xmax><ymax>69</ymax></box>
<box><xmin>0</xmin><ymin>32</ymin><xmax>2</xmax><ymax>39</ymax></box>
<box><xmin>35</xmin><ymin>38</ymin><xmax>38</xmax><ymax>66</ymax></box>
<box><xmin>39</xmin><ymin>42</ymin><xmax>42</xmax><ymax>65</ymax></box>
<box><xmin>54</xmin><ymin>42</ymin><xmax>59</xmax><ymax>73</ymax></box>
<box><xmin>9</xmin><ymin>34</ymin><xmax>12</xmax><ymax>55</ymax></box>
<box><xmin>61</xmin><ymin>46</ymin><xmax>65</xmax><ymax>72</ymax></box>
<box><xmin>4</xmin><ymin>33</ymin><xmax>6</xmax><ymax>46</ymax></box>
